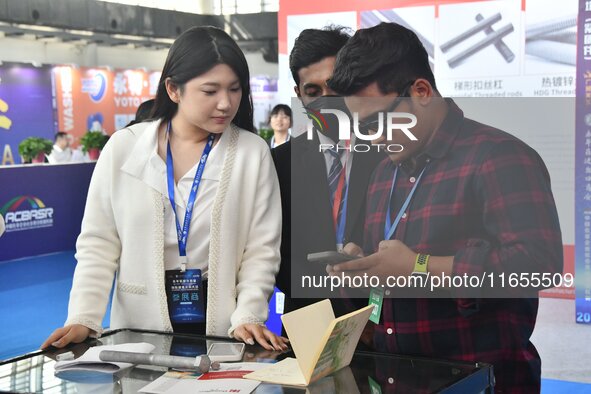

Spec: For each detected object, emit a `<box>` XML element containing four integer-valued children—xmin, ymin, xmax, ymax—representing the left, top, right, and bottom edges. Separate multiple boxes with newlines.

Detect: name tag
<box><xmin>165</xmin><ymin>269</ymin><xmax>205</xmax><ymax>323</ymax></box>
<box><xmin>368</xmin><ymin>287</ymin><xmax>384</xmax><ymax>324</ymax></box>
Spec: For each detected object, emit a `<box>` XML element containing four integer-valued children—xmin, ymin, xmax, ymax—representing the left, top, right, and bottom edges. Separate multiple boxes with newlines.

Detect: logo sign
<box><xmin>305</xmin><ymin>106</ymin><xmax>418</xmax><ymax>153</ymax></box>
<box><xmin>81</xmin><ymin>70</ymin><xmax>107</xmax><ymax>103</ymax></box>
<box><xmin>306</xmin><ymin>109</ymin><xmax>417</xmax><ymax>142</ymax></box>
<box><xmin>0</xmin><ymin>195</ymin><xmax>54</xmax><ymax>232</ymax></box>
<box><xmin>304</xmin><ymin>109</ymin><xmax>328</xmax><ymax>133</ymax></box>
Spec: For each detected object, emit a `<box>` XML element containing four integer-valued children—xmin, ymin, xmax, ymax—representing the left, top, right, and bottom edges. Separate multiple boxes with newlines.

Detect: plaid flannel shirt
<box><xmin>364</xmin><ymin>100</ymin><xmax>563</xmax><ymax>393</ymax></box>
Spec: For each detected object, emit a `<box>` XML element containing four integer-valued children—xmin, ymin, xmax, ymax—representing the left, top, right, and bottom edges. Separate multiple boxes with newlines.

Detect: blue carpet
<box><xmin>542</xmin><ymin>379</ymin><xmax>591</xmax><ymax>393</ymax></box>
<box><xmin>0</xmin><ymin>251</ymin><xmax>279</xmax><ymax>361</ymax></box>
<box><xmin>0</xmin><ymin>251</ymin><xmax>110</xmax><ymax>360</ymax></box>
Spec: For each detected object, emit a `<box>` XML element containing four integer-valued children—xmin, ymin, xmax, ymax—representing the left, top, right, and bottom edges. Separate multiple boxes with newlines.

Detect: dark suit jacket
<box><xmin>272</xmin><ymin>131</ymin><xmax>384</xmax><ymax>316</ymax></box>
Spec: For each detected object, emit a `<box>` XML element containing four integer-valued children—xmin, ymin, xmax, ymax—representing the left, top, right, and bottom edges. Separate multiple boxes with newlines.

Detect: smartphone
<box><xmin>207</xmin><ymin>342</ymin><xmax>245</xmax><ymax>362</ymax></box>
<box><xmin>307</xmin><ymin>251</ymin><xmax>360</xmax><ymax>265</ymax></box>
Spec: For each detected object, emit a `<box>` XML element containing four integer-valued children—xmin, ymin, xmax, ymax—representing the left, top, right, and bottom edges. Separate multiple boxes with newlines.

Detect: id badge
<box><xmin>368</xmin><ymin>287</ymin><xmax>384</xmax><ymax>324</ymax></box>
<box><xmin>165</xmin><ymin>269</ymin><xmax>205</xmax><ymax>323</ymax></box>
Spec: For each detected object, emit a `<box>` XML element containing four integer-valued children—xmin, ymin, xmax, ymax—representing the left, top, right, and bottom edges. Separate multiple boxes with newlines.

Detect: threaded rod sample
<box><xmin>526</xmin><ymin>16</ymin><xmax>577</xmax><ymax>40</ymax></box>
<box><xmin>476</xmin><ymin>13</ymin><xmax>515</xmax><ymax>63</ymax></box>
<box><xmin>525</xmin><ymin>40</ymin><xmax>576</xmax><ymax>65</ymax></box>
<box><xmin>529</xmin><ymin>30</ymin><xmax>576</xmax><ymax>45</ymax></box>
<box><xmin>448</xmin><ymin>23</ymin><xmax>514</xmax><ymax>68</ymax></box>
<box><xmin>440</xmin><ymin>13</ymin><xmax>502</xmax><ymax>53</ymax></box>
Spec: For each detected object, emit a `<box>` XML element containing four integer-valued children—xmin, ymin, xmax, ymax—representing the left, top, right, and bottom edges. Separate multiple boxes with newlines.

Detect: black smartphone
<box><xmin>307</xmin><ymin>251</ymin><xmax>360</xmax><ymax>265</ymax></box>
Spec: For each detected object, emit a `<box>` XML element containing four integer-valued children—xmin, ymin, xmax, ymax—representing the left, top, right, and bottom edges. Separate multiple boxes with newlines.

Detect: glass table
<box><xmin>0</xmin><ymin>329</ymin><xmax>493</xmax><ymax>393</ymax></box>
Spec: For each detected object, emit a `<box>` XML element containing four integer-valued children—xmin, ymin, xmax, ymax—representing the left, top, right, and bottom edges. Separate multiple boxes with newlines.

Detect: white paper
<box><xmin>140</xmin><ymin>378</ymin><xmax>260</xmax><ymax>394</ymax></box>
<box><xmin>244</xmin><ymin>358</ymin><xmax>307</xmax><ymax>386</ymax></box>
<box><xmin>54</xmin><ymin>342</ymin><xmax>156</xmax><ymax>374</ymax></box>
<box><xmin>216</xmin><ymin>362</ymin><xmax>269</xmax><ymax>372</ymax></box>
<box><xmin>139</xmin><ymin>362</ymin><xmax>267</xmax><ymax>394</ymax></box>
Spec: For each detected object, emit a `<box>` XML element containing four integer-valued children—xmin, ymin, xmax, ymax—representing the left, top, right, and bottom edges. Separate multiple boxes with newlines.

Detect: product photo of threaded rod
<box><xmin>526</xmin><ymin>15</ymin><xmax>577</xmax><ymax>41</ymax></box>
<box><xmin>440</xmin><ymin>12</ymin><xmax>502</xmax><ymax>53</ymax></box>
<box><xmin>448</xmin><ymin>23</ymin><xmax>514</xmax><ymax>68</ymax></box>
<box><xmin>475</xmin><ymin>13</ymin><xmax>515</xmax><ymax>63</ymax></box>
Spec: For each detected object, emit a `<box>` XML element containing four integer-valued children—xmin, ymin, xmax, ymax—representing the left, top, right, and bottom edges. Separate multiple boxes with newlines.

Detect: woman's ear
<box><xmin>165</xmin><ymin>78</ymin><xmax>180</xmax><ymax>103</ymax></box>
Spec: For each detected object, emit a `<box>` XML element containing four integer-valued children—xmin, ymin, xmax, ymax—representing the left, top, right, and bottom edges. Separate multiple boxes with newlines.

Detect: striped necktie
<box><xmin>327</xmin><ymin>147</ymin><xmax>344</xmax><ymax>204</ymax></box>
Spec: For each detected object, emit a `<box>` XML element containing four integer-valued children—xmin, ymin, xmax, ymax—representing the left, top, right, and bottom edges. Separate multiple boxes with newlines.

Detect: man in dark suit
<box><xmin>272</xmin><ymin>27</ymin><xmax>384</xmax><ymax>316</ymax></box>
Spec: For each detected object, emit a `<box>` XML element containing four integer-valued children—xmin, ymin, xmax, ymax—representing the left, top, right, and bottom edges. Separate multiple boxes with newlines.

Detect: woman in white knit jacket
<box><xmin>42</xmin><ymin>26</ymin><xmax>287</xmax><ymax>351</ymax></box>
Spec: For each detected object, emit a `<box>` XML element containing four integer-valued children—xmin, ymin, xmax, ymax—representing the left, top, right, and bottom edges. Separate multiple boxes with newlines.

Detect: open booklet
<box><xmin>244</xmin><ymin>300</ymin><xmax>373</xmax><ymax>386</ymax></box>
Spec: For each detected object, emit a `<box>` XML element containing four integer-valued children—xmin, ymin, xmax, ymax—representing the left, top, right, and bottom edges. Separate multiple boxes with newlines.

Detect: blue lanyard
<box><xmin>166</xmin><ymin>120</ymin><xmax>215</xmax><ymax>271</ymax></box>
<box><xmin>384</xmin><ymin>164</ymin><xmax>428</xmax><ymax>240</ymax></box>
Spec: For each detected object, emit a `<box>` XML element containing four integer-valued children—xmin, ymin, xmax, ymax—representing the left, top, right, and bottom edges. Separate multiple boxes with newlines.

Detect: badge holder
<box><xmin>368</xmin><ymin>287</ymin><xmax>384</xmax><ymax>324</ymax></box>
<box><xmin>165</xmin><ymin>267</ymin><xmax>205</xmax><ymax>324</ymax></box>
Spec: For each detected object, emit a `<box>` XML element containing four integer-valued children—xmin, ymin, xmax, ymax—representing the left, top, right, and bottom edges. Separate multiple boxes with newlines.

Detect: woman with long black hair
<box><xmin>43</xmin><ymin>26</ymin><xmax>287</xmax><ymax>351</ymax></box>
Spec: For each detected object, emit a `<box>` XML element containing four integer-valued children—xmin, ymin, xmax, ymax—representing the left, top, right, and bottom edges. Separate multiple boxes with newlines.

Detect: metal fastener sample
<box><xmin>440</xmin><ymin>13</ymin><xmax>502</xmax><ymax>53</ymax></box>
<box><xmin>360</xmin><ymin>10</ymin><xmax>434</xmax><ymax>69</ymax></box>
<box><xmin>525</xmin><ymin>40</ymin><xmax>576</xmax><ymax>65</ymax></box>
<box><xmin>533</xmin><ymin>30</ymin><xmax>576</xmax><ymax>45</ymax></box>
<box><xmin>526</xmin><ymin>16</ymin><xmax>577</xmax><ymax>41</ymax></box>
<box><xmin>448</xmin><ymin>23</ymin><xmax>514</xmax><ymax>68</ymax></box>
<box><xmin>99</xmin><ymin>351</ymin><xmax>214</xmax><ymax>373</ymax></box>
<box><xmin>476</xmin><ymin>13</ymin><xmax>515</xmax><ymax>63</ymax></box>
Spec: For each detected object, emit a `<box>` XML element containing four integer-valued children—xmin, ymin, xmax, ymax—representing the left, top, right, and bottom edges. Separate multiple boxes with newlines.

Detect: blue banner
<box><xmin>575</xmin><ymin>0</ymin><xmax>591</xmax><ymax>324</ymax></box>
<box><xmin>0</xmin><ymin>163</ymin><xmax>95</xmax><ymax>261</ymax></box>
<box><xmin>0</xmin><ymin>64</ymin><xmax>56</xmax><ymax>165</ymax></box>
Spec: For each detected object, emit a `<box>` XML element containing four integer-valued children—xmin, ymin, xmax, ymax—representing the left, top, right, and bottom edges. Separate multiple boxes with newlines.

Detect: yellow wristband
<box><xmin>414</xmin><ymin>253</ymin><xmax>430</xmax><ymax>274</ymax></box>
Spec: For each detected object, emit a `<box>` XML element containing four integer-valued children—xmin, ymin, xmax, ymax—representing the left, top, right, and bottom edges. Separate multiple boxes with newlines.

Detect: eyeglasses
<box><xmin>356</xmin><ymin>81</ymin><xmax>415</xmax><ymax>135</ymax></box>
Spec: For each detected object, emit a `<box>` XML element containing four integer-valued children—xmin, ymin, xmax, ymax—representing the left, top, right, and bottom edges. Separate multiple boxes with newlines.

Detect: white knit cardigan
<box><xmin>65</xmin><ymin>120</ymin><xmax>281</xmax><ymax>337</ymax></box>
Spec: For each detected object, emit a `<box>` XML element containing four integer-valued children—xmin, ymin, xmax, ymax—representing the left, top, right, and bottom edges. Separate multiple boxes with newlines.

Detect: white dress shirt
<box><xmin>317</xmin><ymin>130</ymin><xmax>355</xmax><ymax>181</ymax></box>
<box><xmin>146</xmin><ymin>131</ymin><xmax>228</xmax><ymax>277</ymax></box>
<box><xmin>47</xmin><ymin>144</ymin><xmax>72</xmax><ymax>164</ymax></box>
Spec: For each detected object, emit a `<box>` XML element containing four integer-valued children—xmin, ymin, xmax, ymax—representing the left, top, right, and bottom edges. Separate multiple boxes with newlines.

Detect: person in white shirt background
<box><xmin>46</xmin><ymin>132</ymin><xmax>73</xmax><ymax>164</ymax></box>
<box><xmin>42</xmin><ymin>26</ymin><xmax>288</xmax><ymax>352</ymax></box>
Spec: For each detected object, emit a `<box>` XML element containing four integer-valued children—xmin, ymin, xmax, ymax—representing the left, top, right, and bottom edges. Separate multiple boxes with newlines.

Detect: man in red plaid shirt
<box><xmin>326</xmin><ymin>23</ymin><xmax>563</xmax><ymax>393</ymax></box>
